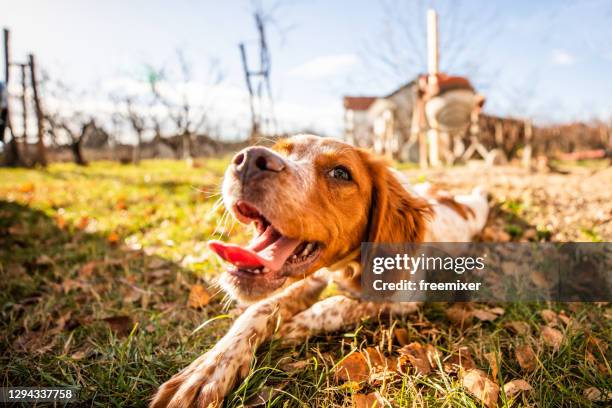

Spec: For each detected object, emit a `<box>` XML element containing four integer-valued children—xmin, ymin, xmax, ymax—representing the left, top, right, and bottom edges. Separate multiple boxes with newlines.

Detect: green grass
<box><xmin>1</xmin><ymin>161</ymin><xmax>610</xmax><ymax>407</ymax></box>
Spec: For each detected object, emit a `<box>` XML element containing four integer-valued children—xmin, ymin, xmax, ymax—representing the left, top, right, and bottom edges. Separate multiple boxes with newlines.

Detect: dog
<box><xmin>151</xmin><ymin>134</ymin><xmax>489</xmax><ymax>407</ymax></box>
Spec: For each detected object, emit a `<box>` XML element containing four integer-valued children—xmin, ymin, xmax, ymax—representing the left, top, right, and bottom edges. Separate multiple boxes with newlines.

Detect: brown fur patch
<box><xmin>436</xmin><ymin>196</ymin><xmax>475</xmax><ymax>220</ymax></box>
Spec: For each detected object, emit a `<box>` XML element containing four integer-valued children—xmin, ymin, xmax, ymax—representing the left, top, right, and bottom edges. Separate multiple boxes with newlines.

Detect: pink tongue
<box><xmin>208</xmin><ymin>235</ymin><xmax>301</xmax><ymax>272</ymax></box>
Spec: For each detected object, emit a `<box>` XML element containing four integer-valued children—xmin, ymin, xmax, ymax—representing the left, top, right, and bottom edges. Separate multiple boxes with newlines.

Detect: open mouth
<box><xmin>208</xmin><ymin>201</ymin><xmax>321</xmax><ymax>279</ymax></box>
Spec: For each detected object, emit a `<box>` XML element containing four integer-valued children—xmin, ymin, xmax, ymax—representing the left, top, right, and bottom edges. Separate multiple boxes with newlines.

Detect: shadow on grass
<box><xmin>0</xmin><ymin>201</ymin><xmax>227</xmax><ymax>407</ymax></box>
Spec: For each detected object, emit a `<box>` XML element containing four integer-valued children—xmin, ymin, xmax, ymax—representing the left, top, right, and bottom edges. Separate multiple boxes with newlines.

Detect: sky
<box><xmin>2</xmin><ymin>0</ymin><xmax>612</xmax><ymax>141</ymax></box>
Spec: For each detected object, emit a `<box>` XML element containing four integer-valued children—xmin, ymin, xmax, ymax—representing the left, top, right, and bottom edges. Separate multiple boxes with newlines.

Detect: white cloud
<box><xmin>289</xmin><ymin>54</ymin><xmax>359</xmax><ymax>79</ymax></box>
<box><xmin>551</xmin><ymin>49</ymin><xmax>576</xmax><ymax>65</ymax></box>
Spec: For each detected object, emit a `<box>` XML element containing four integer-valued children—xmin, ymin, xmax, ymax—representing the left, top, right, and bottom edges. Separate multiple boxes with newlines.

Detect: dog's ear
<box><xmin>359</xmin><ymin>151</ymin><xmax>431</xmax><ymax>243</ymax></box>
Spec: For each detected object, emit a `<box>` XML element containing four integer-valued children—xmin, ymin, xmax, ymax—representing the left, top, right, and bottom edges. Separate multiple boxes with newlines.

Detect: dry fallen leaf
<box><xmin>504</xmin><ymin>321</ymin><xmax>531</xmax><ymax>336</ymax></box>
<box><xmin>515</xmin><ymin>344</ymin><xmax>537</xmax><ymax>372</ymax></box>
<box><xmin>503</xmin><ymin>379</ymin><xmax>532</xmax><ymax>397</ymax></box>
<box><xmin>279</xmin><ymin>359</ymin><xmax>310</xmax><ymax>374</ymax></box>
<box><xmin>484</xmin><ymin>352</ymin><xmax>499</xmax><ymax>379</ymax></box>
<box><xmin>446</xmin><ymin>304</ymin><xmax>473</xmax><ymax>327</ymax></box>
<box><xmin>70</xmin><ymin>350</ymin><xmax>88</xmax><ymax>360</ymax></box>
<box><xmin>107</xmin><ymin>231</ymin><xmax>120</xmax><ymax>244</ymax></box>
<box><xmin>462</xmin><ymin>369</ymin><xmax>499</xmax><ymax>408</ymax></box>
<box><xmin>540</xmin><ymin>325</ymin><xmax>564</xmax><ymax>350</ymax></box>
<box><xmin>444</xmin><ymin>347</ymin><xmax>476</xmax><ymax>374</ymax></box>
<box><xmin>79</xmin><ymin>261</ymin><xmax>97</xmax><ymax>278</ymax></box>
<box><xmin>335</xmin><ymin>352</ymin><xmax>369</xmax><ymax>383</ymax></box>
<box><xmin>394</xmin><ymin>328</ymin><xmax>410</xmax><ymax>346</ymax></box>
<box><xmin>101</xmin><ymin>315</ymin><xmax>133</xmax><ymax>336</ymax></box>
<box><xmin>472</xmin><ymin>309</ymin><xmax>499</xmax><ymax>322</ymax></box>
<box><xmin>583</xmin><ymin>387</ymin><xmax>605</xmax><ymax>402</ymax></box>
<box><xmin>244</xmin><ymin>384</ymin><xmax>286</xmax><ymax>407</ymax></box>
<box><xmin>353</xmin><ymin>391</ymin><xmax>389</xmax><ymax>408</ymax></box>
<box><xmin>55</xmin><ymin>215</ymin><xmax>66</xmax><ymax>229</ymax></box>
<box><xmin>398</xmin><ymin>342</ymin><xmax>432</xmax><ymax>375</ymax></box>
<box><xmin>540</xmin><ymin>309</ymin><xmax>558</xmax><ymax>326</ymax></box>
<box><xmin>18</xmin><ymin>182</ymin><xmax>35</xmax><ymax>193</ymax></box>
<box><xmin>77</xmin><ymin>216</ymin><xmax>89</xmax><ymax>230</ymax></box>
<box><xmin>188</xmin><ymin>284</ymin><xmax>211</xmax><ymax>309</ymax></box>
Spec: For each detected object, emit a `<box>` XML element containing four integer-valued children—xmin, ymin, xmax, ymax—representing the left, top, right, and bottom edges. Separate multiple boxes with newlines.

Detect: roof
<box><xmin>343</xmin><ymin>96</ymin><xmax>377</xmax><ymax>111</ymax></box>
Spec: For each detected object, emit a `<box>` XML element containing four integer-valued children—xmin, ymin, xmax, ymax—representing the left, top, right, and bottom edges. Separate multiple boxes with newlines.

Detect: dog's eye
<box><xmin>328</xmin><ymin>166</ymin><xmax>351</xmax><ymax>181</ymax></box>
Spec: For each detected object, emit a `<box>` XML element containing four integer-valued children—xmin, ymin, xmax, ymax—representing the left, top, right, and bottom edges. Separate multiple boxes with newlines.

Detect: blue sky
<box><xmin>2</xmin><ymin>0</ymin><xmax>612</xmax><ymax>139</ymax></box>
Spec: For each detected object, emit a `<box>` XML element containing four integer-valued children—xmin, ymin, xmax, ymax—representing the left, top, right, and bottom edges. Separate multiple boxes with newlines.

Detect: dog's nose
<box><xmin>232</xmin><ymin>146</ymin><xmax>285</xmax><ymax>180</ymax></box>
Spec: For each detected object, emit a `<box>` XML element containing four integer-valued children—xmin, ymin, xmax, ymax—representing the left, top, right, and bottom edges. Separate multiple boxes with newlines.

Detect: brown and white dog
<box><xmin>151</xmin><ymin>135</ymin><xmax>489</xmax><ymax>408</ymax></box>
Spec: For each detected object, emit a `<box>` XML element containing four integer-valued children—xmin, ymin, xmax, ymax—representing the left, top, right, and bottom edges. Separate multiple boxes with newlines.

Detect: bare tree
<box><xmin>123</xmin><ymin>96</ymin><xmax>145</xmax><ymax>164</ymax></box>
<box><xmin>145</xmin><ymin>51</ymin><xmax>223</xmax><ymax>159</ymax></box>
<box><xmin>45</xmin><ymin>112</ymin><xmax>97</xmax><ymax>165</ymax></box>
<box><xmin>366</xmin><ymin>0</ymin><xmax>499</xmax><ymax>86</ymax></box>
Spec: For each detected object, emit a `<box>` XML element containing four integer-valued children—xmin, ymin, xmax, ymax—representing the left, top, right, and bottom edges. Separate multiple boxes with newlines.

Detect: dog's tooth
<box><xmin>252</xmin><ymin>268</ymin><xmax>261</xmax><ymax>274</ymax></box>
<box><xmin>291</xmin><ymin>255</ymin><xmax>297</xmax><ymax>259</ymax></box>
<box><xmin>262</xmin><ymin>267</ymin><xmax>270</xmax><ymax>273</ymax></box>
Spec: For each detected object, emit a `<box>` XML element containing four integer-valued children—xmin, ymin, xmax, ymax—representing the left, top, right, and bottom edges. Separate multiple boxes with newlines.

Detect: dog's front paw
<box><xmin>150</xmin><ymin>345</ymin><xmax>251</xmax><ymax>408</ymax></box>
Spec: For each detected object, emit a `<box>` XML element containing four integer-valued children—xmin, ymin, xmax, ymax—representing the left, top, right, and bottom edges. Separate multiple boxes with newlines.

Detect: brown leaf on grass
<box><xmin>335</xmin><ymin>352</ymin><xmax>369</xmax><ymax>383</ymax></box>
<box><xmin>462</xmin><ymin>369</ymin><xmax>499</xmax><ymax>408</ymax></box>
<box><xmin>398</xmin><ymin>342</ymin><xmax>432</xmax><ymax>375</ymax></box>
<box><xmin>187</xmin><ymin>284</ymin><xmax>211</xmax><ymax>309</ymax></box>
<box><xmin>444</xmin><ymin>347</ymin><xmax>476</xmax><ymax>374</ymax></box>
<box><xmin>583</xmin><ymin>387</ymin><xmax>605</xmax><ymax>402</ymax></box>
<box><xmin>79</xmin><ymin>261</ymin><xmax>97</xmax><ymax>278</ymax></box>
<box><xmin>18</xmin><ymin>182</ymin><xmax>35</xmax><ymax>193</ymax></box>
<box><xmin>394</xmin><ymin>327</ymin><xmax>410</xmax><ymax>346</ymax></box>
<box><xmin>363</xmin><ymin>347</ymin><xmax>396</xmax><ymax>374</ymax></box>
<box><xmin>244</xmin><ymin>384</ymin><xmax>286</xmax><ymax>407</ymax></box>
<box><xmin>503</xmin><ymin>379</ymin><xmax>532</xmax><ymax>397</ymax></box>
<box><xmin>540</xmin><ymin>325</ymin><xmax>564</xmax><ymax>350</ymax></box>
<box><xmin>515</xmin><ymin>344</ymin><xmax>537</xmax><ymax>372</ymax></box>
<box><xmin>14</xmin><ymin>331</ymin><xmax>57</xmax><ymax>354</ymax></box>
<box><xmin>504</xmin><ymin>321</ymin><xmax>530</xmax><ymax>335</ymax></box>
<box><xmin>484</xmin><ymin>352</ymin><xmax>499</xmax><ymax>379</ymax></box>
<box><xmin>77</xmin><ymin>216</ymin><xmax>89</xmax><ymax>230</ymax></box>
<box><xmin>540</xmin><ymin>309</ymin><xmax>558</xmax><ymax>326</ymax></box>
<box><xmin>446</xmin><ymin>304</ymin><xmax>473</xmax><ymax>327</ymax></box>
<box><xmin>557</xmin><ymin>311</ymin><xmax>572</xmax><ymax>326</ymax></box>
<box><xmin>115</xmin><ymin>198</ymin><xmax>127</xmax><ymax>210</ymax></box>
<box><xmin>55</xmin><ymin>215</ymin><xmax>66</xmax><ymax>229</ymax></box>
<box><xmin>472</xmin><ymin>309</ymin><xmax>500</xmax><ymax>322</ymax></box>
<box><xmin>70</xmin><ymin>350</ymin><xmax>88</xmax><ymax>360</ymax></box>
<box><xmin>279</xmin><ymin>359</ymin><xmax>310</xmax><ymax>374</ymax></box>
<box><xmin>36</xmin><ymin>254</ymin><xmax>53</xmax><ymax>265</ymax></box>
<box><xmin>107</xmin><ymin>231</ymin><xmax>120</xmax><ymax>244</ymax></box>
<box><xmin>353</xmin><ymin>392</ymin><xmax>389</xmax><ymax>408</ymax></box>
<box><xmin>101</xmin><ymin>316</ymin><xmax>133</xmax><ymax>336</ymax></box>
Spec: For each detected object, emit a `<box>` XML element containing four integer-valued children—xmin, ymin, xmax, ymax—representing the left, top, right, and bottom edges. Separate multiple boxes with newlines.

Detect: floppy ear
<box><xmin>360</xmin><ymin>151</ymin><xmax>432</xmax><ymax>243</ymax></box>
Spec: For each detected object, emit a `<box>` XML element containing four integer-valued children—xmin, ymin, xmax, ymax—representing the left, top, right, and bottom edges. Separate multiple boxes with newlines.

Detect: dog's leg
<box><xmin>277</xmin><ymin>296</ymin><xmax>420</xmax><ymax>341</ymax></box>
<box><xmin>150</xmin><ymin>273</ymin><xmax>327</xmax><ymax>408</ymax></box>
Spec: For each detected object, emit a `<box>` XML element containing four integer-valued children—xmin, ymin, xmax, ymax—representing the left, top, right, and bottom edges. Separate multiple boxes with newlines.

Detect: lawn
<box><xmin>1</xmin><ymin>160</ymin><xmax>610</xmax><ymax>407</ymax></box>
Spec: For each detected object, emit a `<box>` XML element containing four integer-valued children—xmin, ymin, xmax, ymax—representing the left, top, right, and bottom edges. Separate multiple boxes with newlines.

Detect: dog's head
<box><xmin>210</xmin><ymin>135</ymin><xmax>431</xmax><ymax>302</ymax></box>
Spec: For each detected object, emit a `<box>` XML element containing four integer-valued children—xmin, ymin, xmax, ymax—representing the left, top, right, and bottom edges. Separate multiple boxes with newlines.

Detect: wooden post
<box><xmin>19</xmin><ymin>64</ymin><xmax>27</xmax><ymax>142</ymax></box>
<box><xmin>28</xmin><ymin>54</ymin><xmax>47</xmax><ymax>166</ymax></box>
<box><xmin>522</xmin><ymin>119</ymin><xmax>533</xmax><ymax>168</ymax></box>
<box><xmin>426</xmin><ymin>9</ymin><xmax>440</xmax><ymax>165</ymax></box>
<box><xmin>3</xmin><ymin>27</ymin><xmax>24</xmax><ymax>166</ymax></box>
<box><xmin>427</xmin><ymin>9</ymin><xmax>439</xmax><ymax>82</ymax></box>
<box><xmin>239</xmin><ymin>43</ymin><xmax>258</xmax><ymax>142</ymax></box>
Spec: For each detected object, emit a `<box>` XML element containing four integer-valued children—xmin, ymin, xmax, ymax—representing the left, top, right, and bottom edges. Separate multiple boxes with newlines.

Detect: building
<box><xmin>344</xmin><ymin>81</ymin><xmax>419</xmax><ymax>161</ymax></box>
<box><xmin>344</xmin><ymin>74</ymin><xmax>482</xmax><ymax>165</ymax></box>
